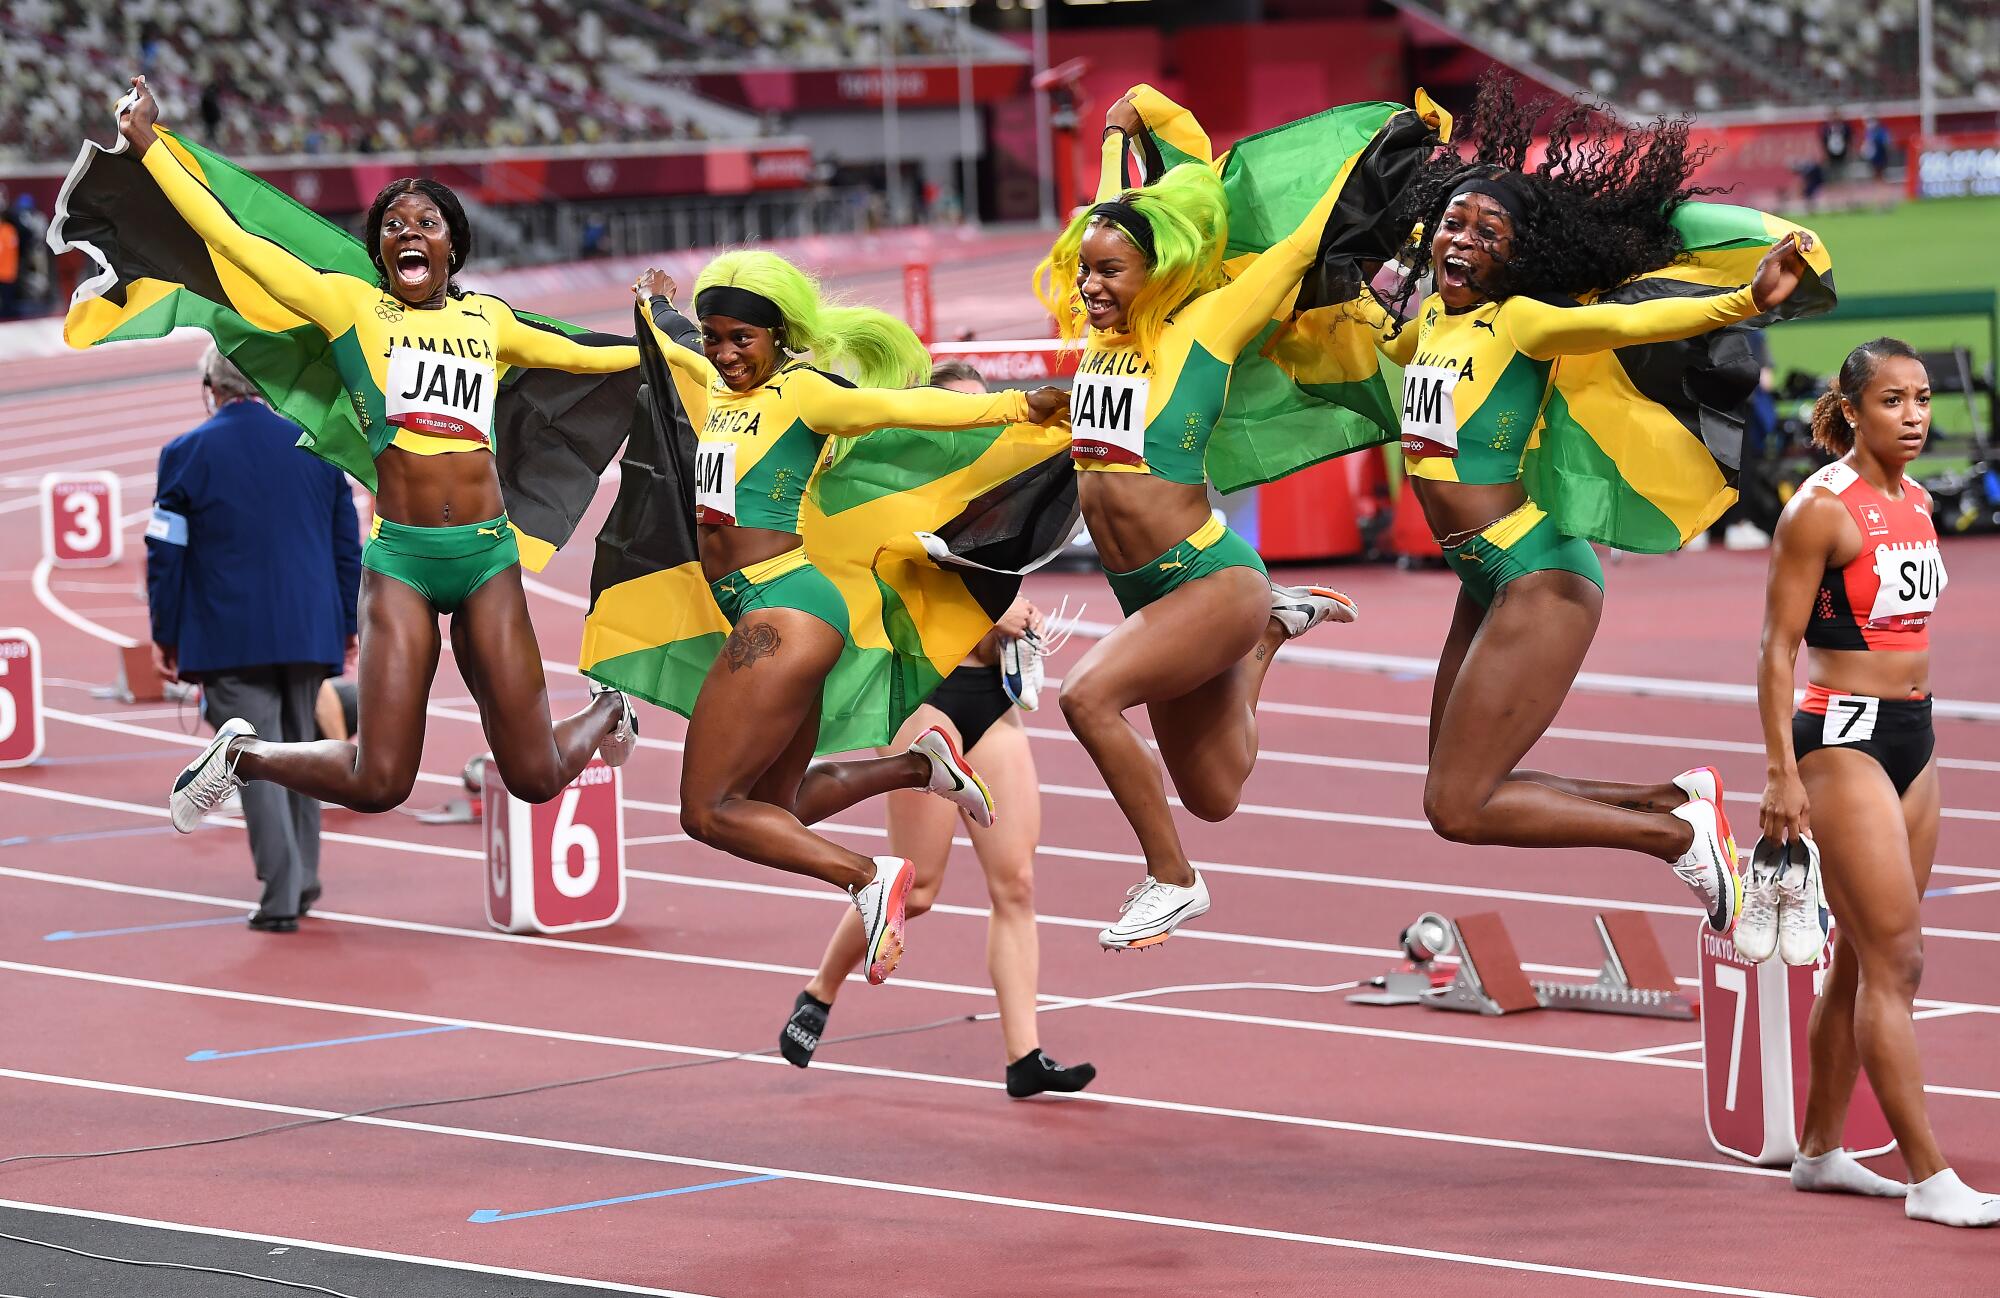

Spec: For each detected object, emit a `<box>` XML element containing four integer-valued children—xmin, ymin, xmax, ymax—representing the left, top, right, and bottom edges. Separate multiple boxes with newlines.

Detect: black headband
<box><xmin>694</xmin><ymin>285</ymin><xmax>784</xmax><ymax>330</ymax></box>
<box><xmin>1446</xmin><ymin>176</ymin><xmax>1529</xmax><ymax>229</ymax></box>
<box><xmin>1088</xmin><ymin>200</ymin><xmax>1157</xmax><ymax>264</ymax></box>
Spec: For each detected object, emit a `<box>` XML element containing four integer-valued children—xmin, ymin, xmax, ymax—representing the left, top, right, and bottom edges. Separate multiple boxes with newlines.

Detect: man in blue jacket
<box><xmin>147</xmin><ymin>347</ymin><xmax>361</xmax><ymax>932</ymax></box>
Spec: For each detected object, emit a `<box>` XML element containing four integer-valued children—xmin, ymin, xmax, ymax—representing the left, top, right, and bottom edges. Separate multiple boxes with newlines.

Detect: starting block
<box><xmin>1701</xmin><ymin>924</ymin><xmax>1895</xmax><ymax>1165</ymax></box>
<box><xmin>1414</xmin><ymin>910</ymin><xmax>1696</xmax><ymax>1020</ymax></box>
<box><xmin>483</xmin><ymin>756</ymin><xmax>626</xmax><ymax>934</ymax></box>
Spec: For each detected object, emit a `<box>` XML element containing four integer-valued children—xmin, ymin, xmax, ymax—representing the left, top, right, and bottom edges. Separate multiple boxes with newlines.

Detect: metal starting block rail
<box><xmin>1355</xmin><ymin>910</ymin><xmax>1697</xmax><ymax>1021</ymax></box>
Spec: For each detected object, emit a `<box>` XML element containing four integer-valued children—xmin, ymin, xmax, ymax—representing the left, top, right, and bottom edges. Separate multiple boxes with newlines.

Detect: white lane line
<box><xmin>0</xmin><ymin>473</ymin><xmax>154</xmax><ymax>516</ymax></box>
<box><xmin>0</xmin><ymin>960</ymin><xmax>1786</xmax><ymax>1182</ymax></box>
<box><xmin>1247</xmin><ymin>701</ymin><xmax>2000</xmax><ymax>775</ymax></box>
<box><xmin>31</xmin><ymin>559</ymin><xmax>137</xmax><ymax>648</ymax></box>
<box><xmin>7</xmin><ymin>866</ymin><xmax>2000</xmax><ymax>1091</ymax></box>
<box><xmin>16</xmin><ymin>754</ymin><xmax>2000</xmax><ymax>1010</ymax></box>
<box><xmin>0</xmin><ymin>1197</ymin><xmax>720</xmax><ymax>1298</ymax></box>
<box><xmin>0</xmin><ymin>1069</ymin><xmax>1822</xmax><ymax>1297</ymax></box>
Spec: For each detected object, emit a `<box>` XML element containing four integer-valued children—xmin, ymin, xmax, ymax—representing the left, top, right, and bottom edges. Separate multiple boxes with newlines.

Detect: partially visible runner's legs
<box><xmin>1796</xmin><ymin>752</ymin><xmax>2000</xmax><ymax>1225</ymax></box>
<box><xmin>1060</xmin><ymin>567</ymin><xmax>1354</xmax><ymax>951</ymax></box>
<box><xmin>784</xmin><ymin>707</ymin><xmax>1093</xmax><ymax>1094</ymax></box>
<box><xmin>1421</xmin><ymin>574</ymin><xmax>1741</xmax><ymax>930</ymax></box>
<box><xmin>682</xmin><ymin>609</ymin><xmax>943</xmax><ymax>984</ymax></box>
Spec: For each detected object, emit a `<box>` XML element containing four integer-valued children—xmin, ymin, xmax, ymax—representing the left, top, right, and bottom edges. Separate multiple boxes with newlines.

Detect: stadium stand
<box><xmin>0</xmin><ymin>0</ymin><xmax>1020</xmax><ymax>165</ymax></box>
<box><xmin>1407</xmin><ymin>0</ymin><xmax>2000</xmax><ymax>115</ymax></box>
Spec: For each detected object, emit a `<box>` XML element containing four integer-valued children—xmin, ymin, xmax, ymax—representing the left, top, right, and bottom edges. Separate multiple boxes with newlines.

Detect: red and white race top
<box><xmin>1803</xmin><ymin>460</ymin><xmax>1945</xmax><ymax>653</ymax></box>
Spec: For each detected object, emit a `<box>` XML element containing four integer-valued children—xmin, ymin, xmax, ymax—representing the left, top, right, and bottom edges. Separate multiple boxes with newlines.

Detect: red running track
<box><xmin>3</xmin><ymin>266</ymin><xmax>1999</xmax><ymax>1296</ymax></box>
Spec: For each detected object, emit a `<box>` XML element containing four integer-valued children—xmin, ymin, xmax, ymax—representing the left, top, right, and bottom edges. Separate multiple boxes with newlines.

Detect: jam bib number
<box><xmin>385</xmin><ymin>348</ymin><xmax>495</xmax><ymax>444</ymax></box>
<box><xmin>1399</xmin><ymin>364</ymin><xmax>1461</xmax><ymax>459</ymax></box>
<box><xmin>1070</xmin><ymin>374</ymin><xmax>1149</xmax><ymax>466</ymax></box>
<box><xmin>695</xmin><ymin>442</ymin><xmax>737</xmax><ymax>526</ymax></box>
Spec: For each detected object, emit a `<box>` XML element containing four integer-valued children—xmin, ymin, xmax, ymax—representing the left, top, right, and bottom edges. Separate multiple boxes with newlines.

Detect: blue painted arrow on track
<box><xmin>468</xmin><ymin>1175</ymin><xmax>782</xmax><ymax>1223</ymax></box>
<box><xmin>187</xmin><ymin>1024</ymin><xmax>470</xmax><ymax>1061</ymax></box>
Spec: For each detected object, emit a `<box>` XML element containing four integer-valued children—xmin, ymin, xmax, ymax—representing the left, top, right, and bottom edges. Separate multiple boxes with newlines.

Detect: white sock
<box><xmin>1906</xmin><ymin>1168</ymin><xmax>2000</xmax><ymax>1227</ymax></box>
<box><xmin>1791</xmin><ymin>1149</ymin><xmax>1907</xmax><ymax>1198</ymax></box>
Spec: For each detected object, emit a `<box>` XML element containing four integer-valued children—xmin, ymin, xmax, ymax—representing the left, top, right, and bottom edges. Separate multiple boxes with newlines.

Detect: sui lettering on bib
<box><xmin>1868</xmin><ymin>541</ymin><xmax>1945</xmax><ymax>627</ymax></box>
<box><xmin>385</xmin><ymin>347</ymin><xmax>495</xmax><ymax>444</ymax></box>
<box><xmin>695</xmin><ymin>442</ymin><xmax>738</xmax><ymax>526</ymax></box>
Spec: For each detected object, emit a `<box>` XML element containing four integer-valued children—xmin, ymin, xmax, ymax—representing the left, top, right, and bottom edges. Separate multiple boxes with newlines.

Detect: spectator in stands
<box><xmin>146</xmin><ymin>346</ymin><xmax>361</xmax><ymax>933</ymax></box>
<box><xmin>1820</xmin><ymin>110</ymin><xmax>1853</xmax><ymax>177</ymax></box>
<box><xmin>0</xmin><ymin>185</ymin><xmax>20</xmax><ymax>320</ymax></box>
<box><xmin>1863</xmin><ymin>117</ymin><xmax>1893</xmax><ymax>181</ymax></box>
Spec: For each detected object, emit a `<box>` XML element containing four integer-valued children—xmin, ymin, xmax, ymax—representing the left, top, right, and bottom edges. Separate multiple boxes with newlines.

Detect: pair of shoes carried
<box><xmin>170</xmin><ymin>718</ymin><xmax>256</xmax><ymax>833</ymax></box>
<box><xmin>909</xmin><ymin>726</ymin><xmax>994</xmax><ymax>827</ymax></box>
<box><xmin>247</xmin><ymin>913</ymin><xmax>299</xmax><ymax>933</ymax></box>
<box><xmin>1098</xmin><ymin>872</ymin><xmax>1211</xmax><ymax>951</ymax></box>
<box><xmin>1269</xmin><ymin>583</ymin><xmax>1357</xmax><ymax>640</ymax></box>
<box><xmin>1668</xmin><ymin>766</ymin><xmax>1741</xmax><ymax>934</ymax></box>
<box><xmin>1736</xmin><ymin>835</ymin><xmax>1831</xmax><ymax>966</ymax></box>
<box><xmin>591</xmin><ymin>683</ymin><xmax>640</xmax><ymax>768</ymax></box>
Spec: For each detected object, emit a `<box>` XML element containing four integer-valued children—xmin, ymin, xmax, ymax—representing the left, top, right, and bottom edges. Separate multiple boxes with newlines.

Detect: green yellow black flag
<box><xmin>1524</xmin><ymin>203</ymin><xmax>1837</xmax><ymax>552</ymax></box>
<box><xmin>1115</xmin><ymin>84</ymin><xmax>1451</xmax><ymax>492</ymax></box>
<box><xmin>48</xmin><ymin>123</ymin><xmax>635</xmax><ymax>569</ymax></box>
<box><xmin>580</xmin><ymin>307</ymin><xmax>1077</xmax><ymax>755</ymax></box>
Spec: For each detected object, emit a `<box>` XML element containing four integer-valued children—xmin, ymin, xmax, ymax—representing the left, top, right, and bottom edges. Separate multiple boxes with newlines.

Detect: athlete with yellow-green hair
<box><xmin>633</xmin><ymin>255</ymin><xmax>1068</xmax><ymax>986</ymax></box>
<box><xmin>1035</xmin><ymin>94</ymin><xmax>1359</xmax><ymax>951</ymax></box>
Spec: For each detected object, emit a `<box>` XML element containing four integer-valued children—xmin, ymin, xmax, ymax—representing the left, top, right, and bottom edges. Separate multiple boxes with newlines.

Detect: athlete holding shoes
<box><xmin>1757</xmin><ymin>338</ymin><xmax>1997</xmax><ymax>1227</ymax></box>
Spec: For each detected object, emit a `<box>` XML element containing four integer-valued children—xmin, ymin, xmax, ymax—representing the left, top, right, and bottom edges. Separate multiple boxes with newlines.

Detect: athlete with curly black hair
<box><xmin>1347</xmin><ymin>71</ymin><xmax>1818</xmax><ymax>927</ymax></box>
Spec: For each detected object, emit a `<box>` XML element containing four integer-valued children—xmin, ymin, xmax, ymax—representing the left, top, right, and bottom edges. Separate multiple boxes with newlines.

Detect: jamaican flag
<box><xmin>579</xmin><ymin>307</ymin><xmax>1076</xmax><ymax>755</ymax></box>
<box><xmin>1116</xmin><ymin>85</ymin><xmax>1450</xmax><ymax>492</ymax></box>
<box><xmin>48</xmin><ymin>124</ymin><xmax>637</xmax><ymax>569</ymax></box>
<box><xmin>1523</xmin><ymin>203</ymin><xmax>1837</xmax><ymax>552</ymax></box>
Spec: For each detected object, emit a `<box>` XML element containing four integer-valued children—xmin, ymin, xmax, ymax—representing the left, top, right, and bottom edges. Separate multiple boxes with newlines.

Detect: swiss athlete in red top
<box><xmin>1757</xmin><ymin>338</ymin><xmax>1996</xmax><ymax>1226</ymax></box>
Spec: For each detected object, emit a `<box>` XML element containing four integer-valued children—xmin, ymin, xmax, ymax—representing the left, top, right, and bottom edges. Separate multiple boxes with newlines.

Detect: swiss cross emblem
<box><xmin>1861</xmin><ymin>503</ymin><xmax>1887</xmax><ymax>533</ymax></box>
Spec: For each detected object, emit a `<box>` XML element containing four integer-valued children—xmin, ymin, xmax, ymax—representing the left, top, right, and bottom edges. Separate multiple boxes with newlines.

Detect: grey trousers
<box><xmin>201</xmin><ymin>664</ymin><xmax>328</xmax><ymax>919</ymax></box>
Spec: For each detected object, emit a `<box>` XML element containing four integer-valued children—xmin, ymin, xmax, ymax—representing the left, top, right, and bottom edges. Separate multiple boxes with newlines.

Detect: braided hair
<box><xmin>1385</xmin><ymin>70</ymin><xmax>1720</xmax><ymax>323</ymax></box>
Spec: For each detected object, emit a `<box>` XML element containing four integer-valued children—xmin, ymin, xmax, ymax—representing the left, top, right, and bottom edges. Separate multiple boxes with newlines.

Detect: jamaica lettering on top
<box><xmin>704</xmin><ymin>408</ymin><xmax>764</xmax><ymax>440</ymax></box>
<box><xmin>1076</xmin><ymin>348</ymin><xmax>1152</xmax><ymax>379</ymax></box>
<box><xmin>377</xmin><ymin>334</ymin><xmax>496</xmax><ymax>362</ymax></box>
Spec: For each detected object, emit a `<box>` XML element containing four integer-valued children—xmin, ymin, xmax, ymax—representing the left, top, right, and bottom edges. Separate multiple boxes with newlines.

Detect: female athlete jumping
<box><xmin>120</xmin><ymin>78</ymin><xmax>642</xmax><ymax>872</ymax></box>
<box><xmin>635</xmin><ymin>258</ymin><xmax>1066</xmax><ymax>985</ymax></box>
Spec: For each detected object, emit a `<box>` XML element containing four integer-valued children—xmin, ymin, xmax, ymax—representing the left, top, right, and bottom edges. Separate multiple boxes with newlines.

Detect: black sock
<box><xmin>1005</xmin><ymin>1048</ymin><xmax>1097</xmax><ymax>1098</ymax></box>
<box><xmin>780</xmin><ymin>990</ymin><xmax>831</xmax><ymax>1069</ymax></box>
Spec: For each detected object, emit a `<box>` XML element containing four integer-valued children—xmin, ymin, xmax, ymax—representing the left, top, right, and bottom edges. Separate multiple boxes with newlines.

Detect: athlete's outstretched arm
<box><xmin>1508</xmin><ymin>231</ymin><xmax>1819</xmax><ymax>360</ymax></box>
<box><xmin>494</xmin><ymin>306</ymin><xmax>639</xmax><ymax>374</ymax></box>
<box><xmin>790</xmin><ymin>370</ymin><xmax>1047</xmax><ymax>438</ymax></box>
<box><xmin>119</xmin><ymin>77</ymin><xmax>354</xmax><ymax>333</ymax></box>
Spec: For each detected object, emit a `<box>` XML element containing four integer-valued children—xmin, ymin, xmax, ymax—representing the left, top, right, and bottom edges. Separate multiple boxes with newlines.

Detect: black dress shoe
<box><xmin>299</xmin><ymin>887</ymin><xmax>321</xmax><ymax>916</ymax></box>
<box><xmin>248</xmin><ymin>914</ymin><xmax>299</xmax><ymax>933</ymax></box>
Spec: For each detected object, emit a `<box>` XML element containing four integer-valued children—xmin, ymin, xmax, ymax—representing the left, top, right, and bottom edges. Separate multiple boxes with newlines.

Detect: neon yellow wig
<box><xmin>693</xmin><ymin>250</ymin><xmax>931</xmax><ymax>390</ymax></box>
<box><xmin>1032</xmin><ymin>162</ymin><xmax>1229</xmax><ymax>360</ymax></box>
